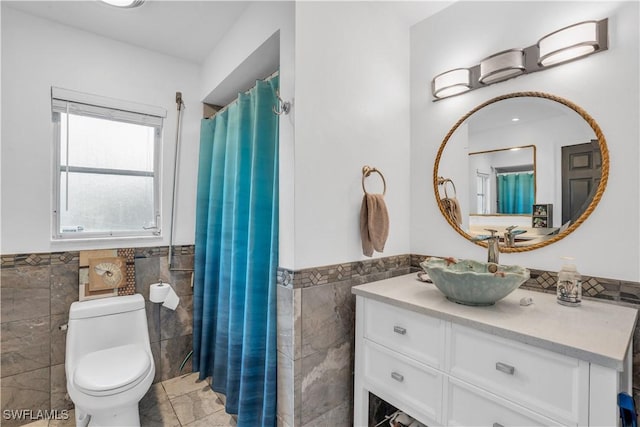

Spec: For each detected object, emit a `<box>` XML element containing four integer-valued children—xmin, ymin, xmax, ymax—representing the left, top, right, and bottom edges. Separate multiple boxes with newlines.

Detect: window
<box><xmin>51</xmin><ymin>88</ymin><xmax>165</xmax><ymax>239</ymax></box>
<box><xmin>476</xmin><ymin>172</ymin><xmax>490</xmax><ymax>214</ymax></box>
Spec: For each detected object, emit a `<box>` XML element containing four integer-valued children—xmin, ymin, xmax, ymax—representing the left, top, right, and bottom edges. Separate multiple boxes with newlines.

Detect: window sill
<box><xmin>50</xmin><ymin>234</ymin><xmax>165</xmax><ymax>252</ymax></box>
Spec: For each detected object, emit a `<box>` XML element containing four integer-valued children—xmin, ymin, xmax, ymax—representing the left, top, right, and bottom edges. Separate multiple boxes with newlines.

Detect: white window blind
<box><xmin>51</xmin><ymin>87</ymin><xmax>165</xmax><ymax>240</ymax></box>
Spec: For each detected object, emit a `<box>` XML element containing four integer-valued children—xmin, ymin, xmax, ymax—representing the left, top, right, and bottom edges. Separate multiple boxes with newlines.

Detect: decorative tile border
<box><xmin>51</xmin><ymin>251</ymin><xmax>79</xmax><ymax>265</ymax></box>
<box><xmin>117</xmin><ymin>248</ymin><xmax>136</xmax><ymax>296</ymax></box>
<box><xmin>171</xmin><ymin>245</ymin><xmax>195</xmax><ymax>256</ymax></box>
<box><xmin>2</xmin><ymin>248</ymin><xmax>637</xmax><ymax>303</ymax></box>
<box><xmin>2</xmin><ymin>246</ymin><xmax>195</xmax><ymax>269</ymax></box>
<box><xmin>1</xmin><ymin>252</ymin><xmax>80</xmax><ymax>268</ymax></box>
<box><xmin>277</xmin><ymin>254</ymin><xmax>412</xmax><ymax>289</ymax></box>
<box><xmin>278</xmin><ymin>253</ymin><xmax>640</xmax><ymax>306</ymax></box>
<box><xmin>135</xmin><ymin>246</ymin><xmax>170</xmax><ymax>259</ymax></box>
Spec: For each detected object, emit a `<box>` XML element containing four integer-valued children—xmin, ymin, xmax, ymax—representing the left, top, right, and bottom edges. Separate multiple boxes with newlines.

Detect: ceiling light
<box><xmin>538</xmin><ymin>21</ymin><xmax>604</xmax><ymax>67</ymax></box>
<box><xmin>511</xmin><ymin>117</ymin><xmax>520</xmax><ymax>122</ymax></box>
<box><xmin>479</xmin><ymin>49</ymin><xmax>525</xmax><ymax>84</ymax></box>
<box><xmin>432</xmin><ymin>68</ymin><xmax>471</xmax><ymax>99</ymax></box>
<box><xmin>100</xmin><ymin>0</ymin><xmax>145</xmax><ymax>8</ymax></box>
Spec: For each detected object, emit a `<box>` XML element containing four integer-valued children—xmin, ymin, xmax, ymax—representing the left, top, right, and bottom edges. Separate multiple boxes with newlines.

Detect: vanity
<box><xmin>352</xmin><ymin>274</ymin><xmax>637</xmax><ymax>426</ymax></box>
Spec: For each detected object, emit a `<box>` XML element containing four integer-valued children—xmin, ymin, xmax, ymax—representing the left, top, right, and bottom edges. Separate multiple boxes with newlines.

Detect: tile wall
<box><xmin>276</xmin><ymin>256</ymin><xmax>412</xmax><ymax>427</ymax></box>
<box><xmin>0</xmin><ymin>246</ymin><xmax>194</xmax><ymax>427</ymax></box>
<box><xmin>276</xmin><ymin>254</ymin><xmax>640</xmax><ymax>427</ymax></box>
<box><xmin>3</xmin><ymin>246</ymin><xmax>639</xmax><ymax>427</ymax></box>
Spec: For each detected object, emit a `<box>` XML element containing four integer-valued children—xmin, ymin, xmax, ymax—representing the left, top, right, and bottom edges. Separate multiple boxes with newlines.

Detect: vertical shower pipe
<box><xmin>168</xmin><ymin>92</ymin><xmax>185</xmax><ymax>270</ymax></box>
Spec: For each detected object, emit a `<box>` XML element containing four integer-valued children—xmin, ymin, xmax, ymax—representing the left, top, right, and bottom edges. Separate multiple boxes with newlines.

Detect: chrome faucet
<box><xmin>473</xmin><ymin>229</ymin><xmax>500</xmax><ymax>264</ymax></box>
<box><xmin>504</xmin><ymin>226</ymin><xmax>517</xmax><ymax>248</ymax></box>
<box><xmin>504</xmin><ymin>225</ymin><xmax>526</xmax><ymax>248</ymax></box>
<box><xmin>484</xmin><ymin>229</ymin><xmax>500</xmax><ymax>264</ymax></box>
<box><xmin>474</xmin><ymin>227</ymin><xmax>526</xmax><ymax>263</ymax></box>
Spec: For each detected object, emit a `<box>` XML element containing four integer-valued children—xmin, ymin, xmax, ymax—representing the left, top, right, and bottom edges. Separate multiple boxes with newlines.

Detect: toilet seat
<box><xmin>73</xmin><ymin>344</ymin><xmax>152</xmax><ymax>397</ymax></box>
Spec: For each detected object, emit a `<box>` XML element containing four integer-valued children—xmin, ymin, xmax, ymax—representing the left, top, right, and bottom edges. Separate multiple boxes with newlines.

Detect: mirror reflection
<box><xmin>469</xmin><ymin>145</ymin><xmax>536</xmax><ymax>216</ymax></box>
<box><xmin>434</xmin><ymin>93</ymin><xmax>608</xmax><ymax>251</ymax></box>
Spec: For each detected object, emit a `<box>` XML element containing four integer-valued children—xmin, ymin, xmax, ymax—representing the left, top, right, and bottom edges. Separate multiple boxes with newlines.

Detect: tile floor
<box><xmin>23</xmin><ymin>373</ymin><xmax>237</xmax><ymax>427</ymax></box>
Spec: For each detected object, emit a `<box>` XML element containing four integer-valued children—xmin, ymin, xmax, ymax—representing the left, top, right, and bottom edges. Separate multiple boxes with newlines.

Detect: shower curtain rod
<box><xmin>209</xmin><ymin>70</ymin><xmax>280</xmax><ymax>118</ymax></box>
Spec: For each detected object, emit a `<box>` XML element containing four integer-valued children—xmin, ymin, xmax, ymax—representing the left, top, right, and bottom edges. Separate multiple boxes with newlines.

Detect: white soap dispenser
<box><xmin>557</xmin><ymin>257</ymin><xmax>582</xmax><ymax>307</ymax></box>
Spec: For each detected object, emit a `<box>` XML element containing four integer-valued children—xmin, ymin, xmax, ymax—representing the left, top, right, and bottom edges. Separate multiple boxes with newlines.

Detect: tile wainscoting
<box><xmin>276</xmin><ymin>254</ymin><xmax>640</xmax><ymax>427</ymax></box>
<box><xmin>0</xmin><ymin>246</ymin><xmax>195</xmax><ymax>427</ymax></box>
<box><xmin>3</xmin><ymin>247</ymin><xmax>638</xmax><ymax>427</ymax></box>
<box><xmin>276</xmin><ymin>256</ymin><xmax>412</xmax><ymax>427</ymax></box>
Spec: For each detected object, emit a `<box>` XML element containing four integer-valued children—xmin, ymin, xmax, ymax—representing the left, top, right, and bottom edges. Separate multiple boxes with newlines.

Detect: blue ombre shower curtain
<box><xmin>498</xmin><ymin>172</ymin><xmax>534</xmax><ymax>214</ymax></box>
<box><xmin>193</xmin><ymin>76</ymin><xmax>279</xmax><ymax>427</ymax></box>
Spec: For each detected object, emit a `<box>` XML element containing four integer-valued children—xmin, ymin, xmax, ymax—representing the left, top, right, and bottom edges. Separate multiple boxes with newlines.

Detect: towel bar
<box><xmin>362</xmin><ymin>166</ymin><xmax>387</xmax><ymax>195</ymax></box>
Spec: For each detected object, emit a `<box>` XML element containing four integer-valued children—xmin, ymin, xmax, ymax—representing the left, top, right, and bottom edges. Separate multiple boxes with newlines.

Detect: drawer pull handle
<box><xmin>495</xmin><ymin>362</ymin><xmax>515</xmax><ymax>375</ymax></box>
<box><xmin>493</xmin><ymin>424</ymin><xmax>505</xmax><ymax>427</ymax></box>
<box><xmin>391</xmin><ymin>372</ymin><xmax>404</xmax><ymax>382</ymax></box>
<box><xmin>393</xmin><ymin>326</ymin><xmax>406</xmax><ymax>335</ymax></box>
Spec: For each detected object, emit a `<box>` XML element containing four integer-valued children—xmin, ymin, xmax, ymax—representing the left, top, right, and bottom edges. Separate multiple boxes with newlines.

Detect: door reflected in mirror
<box><xmin>434</xmin><ymin>92</ymin><xmax>608</xmax><ymax>252</ymax></box>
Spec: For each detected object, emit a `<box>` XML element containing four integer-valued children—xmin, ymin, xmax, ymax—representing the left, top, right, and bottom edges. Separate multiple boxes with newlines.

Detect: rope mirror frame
<box><xmin>432</xmin><ymin>91</ymin><xmax>609</xmax><ymax>253</ymax></box>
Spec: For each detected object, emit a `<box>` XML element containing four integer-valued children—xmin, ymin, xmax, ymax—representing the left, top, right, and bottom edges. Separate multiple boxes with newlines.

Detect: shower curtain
<box><xmin>497</xmin><ymin>172</ymin><xmax>534</xmax><ymax>214</ymax></box>
<box><xmin>193</xmin><ymin>76</ymin><xmax>279</xmax><ymax>427</ymax></box>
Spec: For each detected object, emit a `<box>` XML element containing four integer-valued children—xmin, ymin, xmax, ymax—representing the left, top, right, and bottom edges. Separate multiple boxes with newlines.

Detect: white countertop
<box><xmin>352</xmin><ymin>273</ymin><xmax>638</xmax><ymax>371</ymax></box>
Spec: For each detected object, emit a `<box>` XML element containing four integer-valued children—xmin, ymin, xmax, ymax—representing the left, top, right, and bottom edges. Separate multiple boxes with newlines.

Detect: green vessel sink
<box><xmin>420</xmin><ymin>258</ymin><xmax>530</xmax><ymax>306</ymax></box>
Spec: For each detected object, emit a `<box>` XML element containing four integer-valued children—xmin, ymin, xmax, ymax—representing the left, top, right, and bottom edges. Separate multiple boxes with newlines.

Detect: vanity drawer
<box><xmin>363</xmin><ymin>340</ymin><xmax>442</xmax><ymax>425</ymax></box>
<box><xmin>446</xmin><ymin>377</ymin><xmax>566</xmax><ymax>427</ymax></box>
<box><xmin>363</xmin><ymin>298</ymin><xmax>445</xmax><ymax>368</ymax></box>
<box><xmin>449</xmin><ymin>324</ymin><xmax>588</xmax><ymax>424</ymax></box>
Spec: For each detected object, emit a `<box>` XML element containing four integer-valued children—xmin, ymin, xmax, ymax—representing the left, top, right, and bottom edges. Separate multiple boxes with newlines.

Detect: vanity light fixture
<box><xmin>432</xmin><ymin>68</ymin><xmax>471</xmax><ymax>99</ymax></box>
<box><xmin>100</xmin><ymin>0</ymin><xmax>145</xmax><ymax>8</ymax></box>
<box><xmin>479</xmin><ymin>49</ymin><xmax>525</xmax><ymax>85</ymax></box>
<box><xmin>431</xmin><ymin>18</ymin><xmax>608</xmax><ymax>100</ymax></box>
<box><xmin>538</xmin><ymin>20</ymin><xmax>605</xmax><ymax>67</ymax></box>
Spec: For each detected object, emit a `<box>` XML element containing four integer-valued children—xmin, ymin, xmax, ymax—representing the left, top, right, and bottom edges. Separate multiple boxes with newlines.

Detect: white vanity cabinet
<box><xmin>353</xmin><ymin>274</ymin><xmax>637</xmax><ymax>427</ymax></box>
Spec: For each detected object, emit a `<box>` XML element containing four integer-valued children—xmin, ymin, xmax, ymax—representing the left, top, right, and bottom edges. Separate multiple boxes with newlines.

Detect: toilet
<box><xmin>65</xmin><ymin>294</ymin><xmax>155</xmax><ymax>427</ymax></box>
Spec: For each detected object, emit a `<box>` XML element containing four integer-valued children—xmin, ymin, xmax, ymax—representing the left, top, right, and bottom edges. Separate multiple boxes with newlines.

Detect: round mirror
<box><xmin>433</xmin><ymin>92</ymin><xmax>609</xmax><ymax>252</ymax></box>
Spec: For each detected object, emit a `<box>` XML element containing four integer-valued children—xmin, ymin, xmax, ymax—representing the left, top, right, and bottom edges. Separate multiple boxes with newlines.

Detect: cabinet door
<box><xmin>446</xmin><ymin>377</ymin><xmax>567</xmax><ymax>427</ymax></box>
<box><xmin>363</xmin><ymin>340</ymin><xmax>442</xmax><ymax>426</ymax></box>
<box><xmin>364</xmin><ymin>298</ymin><xmax>445</xmax><ymax>369</ymax></box>
<box><xmin>449</xmin><ymin>324</ymin><xmax>588</xmax><ymax>425</ymax></box>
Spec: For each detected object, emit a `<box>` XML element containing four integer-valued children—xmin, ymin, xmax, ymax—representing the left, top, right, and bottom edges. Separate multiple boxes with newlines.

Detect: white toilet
<box><xmin>65</xmin><ymin>294</ymin><xmax>155</xmax><ymax>427</ymax></box>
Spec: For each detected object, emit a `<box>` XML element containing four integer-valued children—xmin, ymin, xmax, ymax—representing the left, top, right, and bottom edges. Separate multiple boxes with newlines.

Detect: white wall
<box><xmin>293</xmin><ymin>2</ymin><xmax>412</xmax><ymax>269</ymax></box>
<box><xmin>411</xmin><ymin>1</ymin><xmax>640</xmax><ymax>281</ymax></box>
<box><xmin>199</xmin><ymin>1</ymin><xmax>296</xmax><ymax>269</ymax></box>
<box><xmin>1</xmin><ymin>6</ymin><xmax>202</xmax><ymax>253</ymax></box>
<box><xmin>202</xmin><ymin>1</ymin><xmax>415</xmax><ymax>270</ymax></box>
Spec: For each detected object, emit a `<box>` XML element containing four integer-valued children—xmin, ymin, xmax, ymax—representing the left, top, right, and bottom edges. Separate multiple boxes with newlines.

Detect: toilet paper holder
<box><xmin>149</xmin><ymin>280</ymin><xmax>180</xmax><ymax>310</ymax></box>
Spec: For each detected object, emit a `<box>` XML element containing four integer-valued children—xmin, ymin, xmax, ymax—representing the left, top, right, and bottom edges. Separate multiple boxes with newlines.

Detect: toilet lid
<box><xmin>74</xmin><ymin>344</ymin><xmax>151</xmax><ymax>396</ymax></box>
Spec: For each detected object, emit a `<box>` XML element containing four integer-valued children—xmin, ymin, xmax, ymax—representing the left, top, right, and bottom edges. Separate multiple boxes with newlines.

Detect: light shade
<box><xmin>479</xmin><ymin>49</ymin><xmax>525</xmax><ymax>84</ymax></box>
<box><xmin>538</xmin><ymin>21</ymin><xmax>601</xmax><ymax>67</ymax></box>
<box><xmin>100</xmin><ymin>0</ymin><xmax>145</xmax><ymax>8</ymax></box>
<box><xmin>432</xmin><ymin>68</ymin><xmax>471</xmax><ymax>99</ymax></box>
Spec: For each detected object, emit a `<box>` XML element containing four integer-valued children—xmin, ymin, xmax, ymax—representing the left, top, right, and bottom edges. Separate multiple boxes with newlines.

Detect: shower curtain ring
<box><xmin>273</xmin><ymin>92</ymin><xmax>291</xmax><ymax>116</ymax></box>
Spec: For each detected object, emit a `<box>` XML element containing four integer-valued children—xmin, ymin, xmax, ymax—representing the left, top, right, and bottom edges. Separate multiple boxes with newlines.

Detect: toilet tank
<box><xmin>66</xmin><ymin>294</ymin><xmax>152</xmax><ymax>369</ymax></box>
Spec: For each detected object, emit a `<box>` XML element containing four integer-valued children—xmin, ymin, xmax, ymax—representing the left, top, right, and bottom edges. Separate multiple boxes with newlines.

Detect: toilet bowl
<box><xmin>65</xmin><ymin>294</ymin><xmax>155</xmax><ymax>427</ymax></box>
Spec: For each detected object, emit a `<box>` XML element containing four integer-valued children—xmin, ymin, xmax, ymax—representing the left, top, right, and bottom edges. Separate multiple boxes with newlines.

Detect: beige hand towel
<box><xmin>360</xmin><ymin>194</ymin><xmax>390</xmax><ymax>257</ymax></box>
<box><xmin>441</xmin><ymin>197</ymin><xmax>462</xmax><ymax>226</ymax></box>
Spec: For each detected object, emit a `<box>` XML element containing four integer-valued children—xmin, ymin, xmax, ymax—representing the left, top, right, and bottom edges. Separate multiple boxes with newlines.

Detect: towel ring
<box><xmin>437</xmin><ymin>177</ymin><xmax>457</xmax><ymax>199</ymax></box>
<box><xmin>362</xmin><ymin>165</ymin><xmax>387</xmax><ymax>196</ymax></box>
